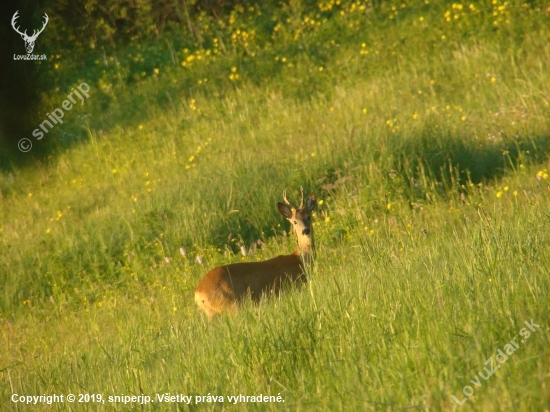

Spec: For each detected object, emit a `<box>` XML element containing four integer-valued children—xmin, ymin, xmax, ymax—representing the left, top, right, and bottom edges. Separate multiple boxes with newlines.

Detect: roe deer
<box><xmin>194</xmin><ymin>187</ymin><xmax>316</xmax><ymax>318</ymax></box>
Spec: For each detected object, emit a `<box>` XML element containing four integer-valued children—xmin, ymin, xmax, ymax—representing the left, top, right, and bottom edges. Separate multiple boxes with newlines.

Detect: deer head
<box><xmin>12</xmin><ymin>11</ymin><xmax>49</xmax><ymax>54</ymax></box>
<box><xmin>278</xmin><ymin>187</ymin><xmax>316</xmax><ymax>264</ymax></box>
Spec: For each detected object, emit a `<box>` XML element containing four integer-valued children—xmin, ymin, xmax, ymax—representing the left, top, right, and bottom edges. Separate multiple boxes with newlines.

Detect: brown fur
<box><xmin>194</xmin><ymin>251</ymin><xmax>305</xmax><ymax>318</ymax></box>
<box><xmin>194</xmin><ymin>188</ymin><xmax>316</xmax><ymax>319</ymax></box>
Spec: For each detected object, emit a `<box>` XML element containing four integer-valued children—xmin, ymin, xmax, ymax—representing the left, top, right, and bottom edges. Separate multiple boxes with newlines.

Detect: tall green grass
<box><xmin>1</xmin><ymin>0</ymin><xmax>550</xmax><ymax>410</ymax></box>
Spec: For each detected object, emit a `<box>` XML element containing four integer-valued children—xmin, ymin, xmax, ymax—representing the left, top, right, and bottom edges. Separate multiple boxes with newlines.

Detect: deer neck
<box><xmin>293</xmin><ymin>232</ymin><xmax>315</xmax><ymax>267</ymax></box>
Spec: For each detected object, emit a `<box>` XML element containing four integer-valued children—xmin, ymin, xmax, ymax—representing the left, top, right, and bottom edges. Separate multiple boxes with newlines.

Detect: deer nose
<box><xmin>302</xmin><ymin>228</ymin><xmax>310</xmax><ymax>235</ymax></box>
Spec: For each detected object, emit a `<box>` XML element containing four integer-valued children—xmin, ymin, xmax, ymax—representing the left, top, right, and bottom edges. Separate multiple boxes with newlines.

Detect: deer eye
<box><xmin>293</xmin><ymin>221</ymin><xmax>297</xmax><ymax>225</ymax></box>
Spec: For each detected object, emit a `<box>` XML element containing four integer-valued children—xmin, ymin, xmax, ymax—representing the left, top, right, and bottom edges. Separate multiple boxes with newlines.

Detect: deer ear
<box><xmin>277</xmin><ymin>202</ymin><xmax>293</xmax><ymax>219</ymax></box>
<box><xmin>305</xmin><ymin>194</ymin><xmax>316</xmax><ymax>212</ymax></box>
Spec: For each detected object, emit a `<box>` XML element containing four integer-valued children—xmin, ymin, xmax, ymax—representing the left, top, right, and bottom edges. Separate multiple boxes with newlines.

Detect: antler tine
<box><xmin>11</xmin><ymin>11</ymin><xmax>27</xmax><ymax>37</ymax></box>
<box><xmin>282</xmin><ymin>190</ymin><xmax>296</xmax><ymax>209</ymax></box>
<box><xmin>299</xmin><ymin>186</ymin><xmax>305</xmax><ymax>209</ymax></box>
<box><xmin>30</xmin><ymin>13</ymin><xmax>49</xmax><ymax>40</ymax></box>
<box><xmin>38</xmin><ymin>13</ymin><xmax>48</xmax><ymax>33</ymax></box>
<box><xmin>11</xmin><ymin>10</ymin><xmax>19</xmax><ymax>26</ymax></box>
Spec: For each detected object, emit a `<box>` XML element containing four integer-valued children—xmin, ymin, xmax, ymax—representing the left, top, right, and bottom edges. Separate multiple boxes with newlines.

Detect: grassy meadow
<box><xmin>1</xmin><ymin>0</ymin><xmax>550</xmax><ymax>410</ymax></box>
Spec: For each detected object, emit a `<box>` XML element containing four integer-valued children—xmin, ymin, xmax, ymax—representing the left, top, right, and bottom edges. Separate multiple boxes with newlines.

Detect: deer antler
<box><xmin>283</xmin><ymin>188</ymin><xmax>306</xmax><ymax>209</ymax></box>
<box><xmin>11</xmin><ymin>11</ymin><xmax>48</xmax><ymax>41</ymax></box>
<box><xmin>11</xmin><ymin>11</ymin><xmax>27</xmax><ymax>38</ymax></box>
<box><xmin>30</xmin><ymin>13</ymin><xmax>49</xmax><ymax>40</ymax></box>
<box><xmin>282</xmin><ymin>190</ymin><xmax>296</xmax><ymax>209</ymax></box>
